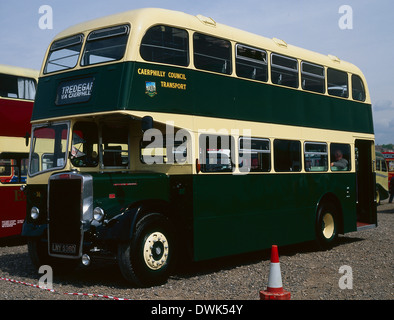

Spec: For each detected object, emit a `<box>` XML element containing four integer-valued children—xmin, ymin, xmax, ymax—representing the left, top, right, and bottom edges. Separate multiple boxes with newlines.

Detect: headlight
<box><xmin>30</xmin><ymin>207</ymin><xmax>40</xmax><ymax>220</ymax></box>
<box><xmin>93</xmin><ymin>207</ymin><xmax>105</xmax><ymax>222</ymax></box>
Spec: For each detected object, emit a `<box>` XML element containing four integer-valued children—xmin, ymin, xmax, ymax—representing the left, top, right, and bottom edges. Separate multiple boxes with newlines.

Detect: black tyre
<box><xmin>27</xmin><ymin>237</ymin><xmax>51</xmax><ymax>269</ymax></box>
<box><xmin>315</xmin><ymin>203</ymin><xmax>339</xmax><ymax>249</ymax></box>
<box><xmin>117</xmin><ymin>213</ymin><xmax>175</xmax><ymax>287</ymax></box>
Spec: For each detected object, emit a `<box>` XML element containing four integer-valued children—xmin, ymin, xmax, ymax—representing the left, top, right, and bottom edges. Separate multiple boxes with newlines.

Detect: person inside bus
<box><xmin>331</xmin><ymin>149</ymin><xmax>348</xmax><ymax>170</ymax></box>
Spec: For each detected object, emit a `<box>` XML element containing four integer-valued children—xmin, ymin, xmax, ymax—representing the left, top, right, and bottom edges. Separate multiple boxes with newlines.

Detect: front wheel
<box><xmin>117</xmin><ymin>214</ymin><xmax>175</xmax><ymax>287</ymax></box>
<box><xmin>315</xmin><ymin>203</ymin><xmax>339</xmax><ymax>249</ymax></box>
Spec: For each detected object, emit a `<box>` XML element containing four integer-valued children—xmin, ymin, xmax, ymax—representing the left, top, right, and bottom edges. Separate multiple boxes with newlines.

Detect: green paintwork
<box><xmin>192</xmin><ymin>173</ymin><xmax>357</xmax><ymax>261</ymax></box>
<box><xmin>89</xmin><ymin>172</ymin><xmax>170</xmax><ymax>219</ymax></box>
<box><xmin>33</xmin><ymin>62</ymin><xmax>374</xmax><ymax>135</ymax></box>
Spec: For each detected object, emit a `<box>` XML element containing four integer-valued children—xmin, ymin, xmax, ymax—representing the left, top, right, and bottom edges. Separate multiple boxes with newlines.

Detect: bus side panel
<box><xmin>192</xmin><ymin>173</ymin><xmax>357</xmax><ymax>261</ymax></box>
<box><xmin>0</xmin><ymin>186</ymin><xmax>26</xmax><ymax>238</ymax></box>
<box><xmin>127</xmin><ymin>62</ymin><xmax>373</xmax><ymax>135</ymax></box>
<box><xmin>91</xmin><ymin>172</ymin><xmax>171</xmax><ymax>221</ymax></box>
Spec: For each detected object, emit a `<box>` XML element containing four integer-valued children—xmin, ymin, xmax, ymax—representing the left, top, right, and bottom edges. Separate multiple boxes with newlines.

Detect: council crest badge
<box><xmin>145</xmin><ymin>81</ymin><xmax>157</xmax><ymax>97</ymax></box>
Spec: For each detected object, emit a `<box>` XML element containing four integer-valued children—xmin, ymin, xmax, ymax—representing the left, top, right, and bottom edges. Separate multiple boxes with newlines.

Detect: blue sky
<box><xmin>1</xmin><ymin>0</ymin><xmax>393</xmax><ymax>144</ymax></box>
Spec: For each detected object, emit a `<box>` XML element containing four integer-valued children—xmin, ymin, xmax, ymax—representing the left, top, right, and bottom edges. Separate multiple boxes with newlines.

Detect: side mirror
<box><xmin>25</xmin><ymin>132</ymin><xmax>30</xmax><ymax>147</ymax></box>
<box><xmin>141</xmin><ymin>116</ymin><xmax>153</xmax><ymax>133</ymax></box>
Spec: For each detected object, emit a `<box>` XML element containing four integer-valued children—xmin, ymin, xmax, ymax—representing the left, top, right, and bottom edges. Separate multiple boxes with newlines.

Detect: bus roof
<box><xmin>0</xmin><ymin>64</ymin><xmax>39</xmax><ymax>80</ymax></box>
<box><xmin>49</xmin><ymin>8</ymin><xmax>367</xmax><ymax>80</ymax></box>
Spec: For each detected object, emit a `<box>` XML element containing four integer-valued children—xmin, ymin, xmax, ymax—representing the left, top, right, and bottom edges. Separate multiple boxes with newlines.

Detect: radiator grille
<box><xmin>48</xmin><ymin>178</ymin><xmax>82</xmax><ymax>258</ymax></box>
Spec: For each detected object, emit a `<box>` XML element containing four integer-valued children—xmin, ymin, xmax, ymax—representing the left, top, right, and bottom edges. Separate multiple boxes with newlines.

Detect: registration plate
<box><xmin>51</xmin><ymin>243</ymin><xmax>77</xmax><ymax>254</ymax></box>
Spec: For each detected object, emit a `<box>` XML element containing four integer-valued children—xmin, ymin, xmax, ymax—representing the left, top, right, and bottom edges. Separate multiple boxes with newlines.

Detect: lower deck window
<box><xmin>304</xmin><ymin>142</ymin><xmax>328</xmax><ymax>172</ymax></box>
<box><xmin>330</xmin><ymin>143</ymin><xmax>351</xmax><ymax>171</ymax></box>
<box><xmin>199</xmin><ymin>134</ymin><xmax>234</xmax><ymax>172</ymax></box>
<box><xmin>239</xmin><ymin>137</ymin><xmax>270</xmax><ymax>172</ymax></box>
<box><xmin>274</xmin><ymin>139</ymin><xmax>301</xmax><ymax>172</ymax></box>
<box><xmin>140</xmin><ymin>133</ymin><xmax>188</xmax><ymax>165</ymax></box>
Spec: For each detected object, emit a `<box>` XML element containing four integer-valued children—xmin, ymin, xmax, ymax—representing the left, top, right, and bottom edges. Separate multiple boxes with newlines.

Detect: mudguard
<box><xmin>95</xmin><ymin>200</ymin><xmax>170</xmax><ymax>242</ymax></box>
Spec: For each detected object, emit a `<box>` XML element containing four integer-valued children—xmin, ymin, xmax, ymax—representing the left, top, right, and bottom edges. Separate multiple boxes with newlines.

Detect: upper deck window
<box><xmin>44</xmin><ymin>34</ymin><xmax>84</xmax><ymax>74</ymax></box>
<box><xmin>301</xmin><ymin>62</ymin><xmax>325</xmax><ymax>94</ymax></box>
<box><xmin>327</xmin><ymin>68</ymin><xmax>348</xmax><ymax>98</ymax></box>
<box><xmin>351</xmin><ymin>74</ymin><xmax>366</xmax><ymax>102</ymax></box>
<box><xmin>0</xmin><ymin>74</ymin><xmax>36</xmax><ymax>100</ymax></box>
<box><xmin>140</xmin><ymin>25</ymin><xmax>189</xmax><ymax>67</ymax></box>
<box><xmin>193</xmin><ymin>33</ymin><xmax>232</xmax><ymax>75</ymax></box>
<box><xmin>271</xmin><ymin>54</ymin><xmax>299</xmax><ymax>88</ymax></box>
<box><xmin>81</xmin><ymin>25</ymin><xmax>129</xmax><ymax>66</ymax></box>
<box><xmin>236</xmin><ymin>44</ymin><xmax>268</xmax><ymax>82</ymax></box>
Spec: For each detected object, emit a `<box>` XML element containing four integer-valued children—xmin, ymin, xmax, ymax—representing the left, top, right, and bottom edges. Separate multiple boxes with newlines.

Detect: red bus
<box><xmin>382</xmin><ymin>152</ymin><xmax>394</xmax><ymax>192</ymax></box>
<box><xmin>0</xmin><ymin>64</ymin><xmax>38</xmax><ymax>238</ymax></box>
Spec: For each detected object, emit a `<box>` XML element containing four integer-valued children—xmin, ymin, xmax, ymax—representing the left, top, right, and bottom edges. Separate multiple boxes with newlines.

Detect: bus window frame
<box><xmin>330</xmin><ymin>143</ymin><xmax>351</xmax><ymax>172</ymax></box>
<box><xmin>271</xmin><ymin>53</ymin><xmax>299</xmax><ymax>89</ymax></box>
<box><xmin>238</xmin><ymin>137</ymin><xmax>271</xmax><ymax>172</ymax></box>
<box><xmin>193</xmin><ymin>32</ymin><xmax>232</xmax><ymax>75</ymax></box>
<box><xmin>273</xmin><ymin>139</ymin><xmax>302</xmax><ymax>172</ymax></box>
<box><xmin>327</xmin><ymin>68</ymin><xmax>349</xmax><ymax>99</ymax></box>
<box><xmin>301</xmin><ymin>61</ymin><xmax>325</xmax><ymax>94</ymax></box>
<box><xmin>199</xmin><ymin>134</ymin><xmax>235</xmax><ymax>173</ymax></box>
<box><xmin>140</xmin><ymin>24</ymin><xmax>190</xmax><ymax>67</ymax></box>
<box><xmin>304</xmin><ymin>141</ymin><xmax>328</xmax><ymax>172</ymax></box>
<box><xmin>28</xmin><ymin>121</ymin><xmax>70</xmax><ymax>177</ymax></box>
<box><xmin>44</xmin><ymin>34</ymin><xmax>84</xmax><ymax>74</ymax></box>
<box><xmin>235</xmin><ymin>43</ymin><xmax>268</xmax><ymax>82</ymax></box>
<box><xmin>351</xmin><ymin>74</ymin><xmax>366</xmax><ymax>102</ymax></box>
<box><xmin>80</xmin><ymin>24</ymin><xmax>130</xmax><ymax>67</ymax></box>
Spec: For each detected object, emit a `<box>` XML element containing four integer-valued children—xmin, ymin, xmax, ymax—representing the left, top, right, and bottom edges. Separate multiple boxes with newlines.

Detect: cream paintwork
<box><xmin>40</xmin><ymin>8</ymin><xmax>370</xmax><ymax>104</ymax></box>
<box><xmin>0</xmin><ymin>64</ymin><xmax>38</xmax><ymax>81</ymax></box>
<box><xmin>27</xmin><ymin>109</ymin><xmax>374</xmax><ymax>185</ymax></box>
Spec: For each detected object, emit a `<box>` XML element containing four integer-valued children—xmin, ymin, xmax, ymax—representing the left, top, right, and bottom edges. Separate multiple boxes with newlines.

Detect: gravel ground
<box><xmin>0</xmin><ymin>201</ymin><xmax>392</xmax><ymax>301</ymax></box>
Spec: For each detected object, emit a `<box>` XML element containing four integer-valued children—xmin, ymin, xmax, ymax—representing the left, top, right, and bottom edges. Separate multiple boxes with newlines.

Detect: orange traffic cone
<box><xmin>260</xmin><ymin>245</ymin><xmax>291</xmax><ymax>300</ymax></box>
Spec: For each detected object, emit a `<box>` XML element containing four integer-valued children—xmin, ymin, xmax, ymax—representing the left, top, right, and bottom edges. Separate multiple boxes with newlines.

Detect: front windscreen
<box><xmin>29</xmin><ymin>123</ymin><xmax>69</xmax><ymax>176</ymax></box>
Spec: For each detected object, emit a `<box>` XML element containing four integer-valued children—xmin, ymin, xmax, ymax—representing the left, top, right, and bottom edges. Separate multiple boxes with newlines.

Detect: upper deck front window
<box><xmin>44</xmin><ymin>34</ymin><xmax>84</xmax><ymax>74</ymax></box>
<box><xmin>81</xmin><ymin>24</ymin><xmax>129</xmax><ymax>66</ymax></box>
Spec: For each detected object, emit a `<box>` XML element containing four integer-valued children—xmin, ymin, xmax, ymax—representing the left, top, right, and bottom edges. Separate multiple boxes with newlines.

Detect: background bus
<box><xmin>382</xmin><ymin>152</ymin><xmax>394</xmax><ymax>199</ymax></box>
<box><xmin>0</xmin><ymin>64</ymin><xmax>38</xmax><ymax>238</ymax></box>
<box><xmin>23</xmin><ymin>8</ymin><xmax>376</xmax><ymax>286</ymax></box>
<box><xmin>375</xmin><ymin>151</ymin><xmax>389</xmax><ymax>204</ymax></box>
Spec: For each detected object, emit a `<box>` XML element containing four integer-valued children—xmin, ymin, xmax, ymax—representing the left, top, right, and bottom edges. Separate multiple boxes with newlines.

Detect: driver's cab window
<box><xmin>71</xmin><ymin>122</ymin><xmax>99</xmax><ymax>167</ymax></box>
<box><xmin>101</xmin><ymin>123</ymin><xmax>129</xmax><ymax>168</ymax></box>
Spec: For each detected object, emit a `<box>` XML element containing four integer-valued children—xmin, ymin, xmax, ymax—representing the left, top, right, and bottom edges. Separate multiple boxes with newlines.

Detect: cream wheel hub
<box><xmin>322</xmin><ymin>213</ymin><xmax>335</xmax><ymax>239</ymax></box>
<box><xmin>143</xmin><ymin>232</ymin><xmax>169</xmax><ymax>270</ymax></box>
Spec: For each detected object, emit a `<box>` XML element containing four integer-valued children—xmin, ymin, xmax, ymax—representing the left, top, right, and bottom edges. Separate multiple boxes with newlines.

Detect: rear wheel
<box><xmin>315</xmin><ymin>203</ymin><xmax>339</xmax><ymax>249</ymax></box>
<box><xmin>117</xmin><ymin>214</ymin><xmax>175</xmax><ymax>287</ymax></box>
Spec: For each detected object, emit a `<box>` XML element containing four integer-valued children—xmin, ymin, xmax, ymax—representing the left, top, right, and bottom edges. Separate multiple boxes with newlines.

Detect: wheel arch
<box><xmin>96</xmin><ymin>199</ymin><xmax>173</xmax><ymax>242</ymax></box>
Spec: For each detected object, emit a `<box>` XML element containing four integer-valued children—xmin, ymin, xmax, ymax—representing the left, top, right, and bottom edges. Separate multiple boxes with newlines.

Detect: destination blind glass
<box><xmin>55</xmin><ymin>77</ymin><xmax>94</xmax><ymax>105</ymax></box>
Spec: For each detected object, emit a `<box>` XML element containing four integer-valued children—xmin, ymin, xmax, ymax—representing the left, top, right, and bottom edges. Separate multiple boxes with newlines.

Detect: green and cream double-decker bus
<box><xmin>22</xmin><ymin>8</ymin><xmax>376</xmax><ymax>287</ymax></box>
